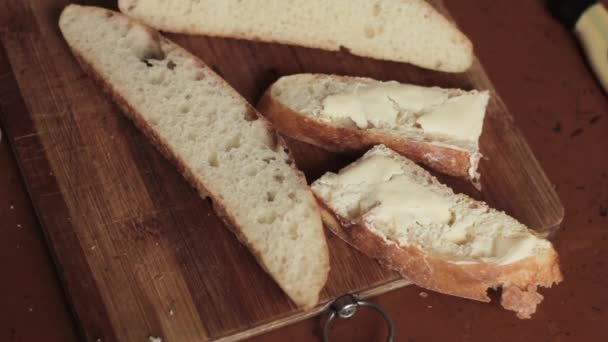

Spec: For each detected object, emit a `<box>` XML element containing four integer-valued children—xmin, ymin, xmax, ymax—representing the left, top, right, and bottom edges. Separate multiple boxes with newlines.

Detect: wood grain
<box><xmin>0</xmin><ymin>0</ymin><xmax>563</xmax><ymax>341</ymax></box>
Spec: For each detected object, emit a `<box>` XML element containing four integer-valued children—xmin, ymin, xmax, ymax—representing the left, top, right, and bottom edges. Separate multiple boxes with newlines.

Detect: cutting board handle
<box><xmin>323</xmin><ymin>294</ymin><xmax>394</xmax><ymax>342</ymax></box>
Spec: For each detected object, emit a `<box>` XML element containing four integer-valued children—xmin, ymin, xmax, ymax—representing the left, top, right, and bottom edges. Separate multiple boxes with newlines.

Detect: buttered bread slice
<box><xmin>59</xmin><ymin>5</ymin><xmax>329</xmax><ymax>309</ymax></box>
<box><xmin>258</xmin><ymin>74</ymin><xmax>489</xmax><ymax>183</ymax></box>
<box><xmin>311</xmin><ymin>145</ymin><xmax>562</xmax><ymax>318</ymax></box>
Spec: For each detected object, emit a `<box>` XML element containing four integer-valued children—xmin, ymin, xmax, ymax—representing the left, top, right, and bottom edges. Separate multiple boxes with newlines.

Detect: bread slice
<box><xmin>311</xmin><ymin>145</ymin><xmax>562</xmax><ymax>318</ymax></box>
<box><xmin>59</xmin><ymin>5</ymin><xmax>329</xmax><ymax>309</ymax></box>
<box><xmin>118</xmin><ymin>0</ymin><xmax>473</xmax><ymax>73</ymax></box>
<box><xmin>258</xmin><ymin>74</ymin><xmax>489</xmax><ymax>183</ymax></box>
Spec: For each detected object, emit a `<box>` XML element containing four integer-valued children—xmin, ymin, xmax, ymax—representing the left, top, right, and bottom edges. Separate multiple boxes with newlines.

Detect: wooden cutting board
<box><xmin>0</xmin><ymin>1</ymin><xmax>563</xmax><ymax>341</ymax></box>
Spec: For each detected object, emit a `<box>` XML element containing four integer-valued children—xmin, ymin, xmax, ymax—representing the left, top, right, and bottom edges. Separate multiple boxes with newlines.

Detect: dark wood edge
<box><xmin>0</xmin><ymin>36</ymin><xmax>118</xmax><ymax>342</ymax></box>
<box><xmin>214</xmin><ymin>278</ymin><xmax>411</xmax><ymax>342</ymax></box>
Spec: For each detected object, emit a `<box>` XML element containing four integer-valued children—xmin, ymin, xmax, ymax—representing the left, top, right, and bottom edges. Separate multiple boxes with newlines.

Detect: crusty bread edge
<box><xmin>59</xmin><ymin>5</ymin><xmax>330</xmax><ymax>310</ymax></box>
<box><xmin>117</xmin><ymin>0</ymin><xmax>473</xmax><ymax>73</ymax></box>
<box><xmin>314</xmin><ymin>197</ymin><xmax>562</xmax><ymax>318</ymax></box>
<box><xmin>257</xmin><ymin>81</ymin><xmax>480</xmax><ymax>182</ymax></box>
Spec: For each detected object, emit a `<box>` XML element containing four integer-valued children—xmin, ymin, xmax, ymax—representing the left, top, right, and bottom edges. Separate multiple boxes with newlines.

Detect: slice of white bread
<box><xmin>118</xmin><ymin>0</ymin><xmax>473</xmax><ymax>73</ymax></box>
<box><xmin>258</xmin><ymin>74</ymin><xmax>489</xmax><ymax>183</ymax></box>
<box><xmin>59</xmin><ymin>5</ymin><xmax>329</xmax><ymax>309</ymax></box>
<box><xmin>311</xmin><ymin>145</ymin><xmax>562</xmax><ymax>318</ymax></box>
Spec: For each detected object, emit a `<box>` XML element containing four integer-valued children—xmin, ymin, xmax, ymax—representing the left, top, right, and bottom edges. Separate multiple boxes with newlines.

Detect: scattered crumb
<box><xmin>552</xmin><ymin>122</ymin><xmax>561</xmax><ymax>133</ymax></box>
<box><xmin>96</xmin><ymin>339</ymin><xmax>102</xmax><ymax>342</ymax></box>
<box><xmin>589</xmin><ymin>115</ymin><xmax>601</xmax><ymax>124</ymax></box>
<box><xmin>9</xmin><ymin>205</ymin><xmax>14</xmax><ymax>210</ymax></box>
<box><xmin>427</xmin><ymin>305</ymin><xmax>433</xmax><ymax>309</ymax></box>
<box><xmin>17</xmin><ymin>224</ymin><xmax>22</xmax><ymax>228</ymax></box>
<box><xmin>149</xmin><ymin>336</ymin><xmax>162</xmax><ymax>342</ymax></box>
<box><xmin>419</xmin><ymin>291</ymin><xmax>428</xmax><ymax>298</ymax></box>
<box><xmin>169</xmin><ymin>309</ymin><xmax>174</xmax><ymax>316</ymax></box>
<box><xmin>91</xmin><ymin>246</ymin><xmax>96</xmax><ymax>251</ymax></box>
<box><xmin>27</xmin><ymin>307</ymin><xmax>33</xmax><ymax>312</ymax></box>
<box><xmin>523</xmin><ymin>75</ymin><xmax>543</xmax><ymax>84</ymax></box>
<box><xmin>570</xmin><ymin>128</ymin><xmax>583</xmax><ymax>138</ymax></box>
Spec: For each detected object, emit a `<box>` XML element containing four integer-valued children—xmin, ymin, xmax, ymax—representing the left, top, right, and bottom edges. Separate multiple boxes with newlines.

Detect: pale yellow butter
<box><xmin>416</xmin><ymin>92</ymin><xmax>489</xmax><ymax>141</ymax></box>
<box><xmin>329</xmin><ymin>153</ymin><xmax>542</xmax><ymax>266</ymax></box>
<box><xmin>321</xmin><ymin>83</ymin><xmax>447</xmax><ymax>128</ymax></box>
<box><xmin>456</xmin><ymin>233</ymin><xmax>541</xmax><ymax>265</ymax></box>
<box><xmin>320</xmin><ymin>82</ymin><xmax>489</xmax><ymax>142</ymax></box>
<box><xmin>336</xmin><ymin>154</ymin><xmax>453</xmax><ymax>226</ymax></box>
<box><xmin>492</xmin><ymin>234</ymin><xmax>541</xmax><ymax>265</ymax></box>
<box><xmin>338</xmin><ymin>154</ymin><xmax>403</xmax><ymax>186</ymax></box>
<box><xmin>443</xmin><ymin>223</ymin><xmax>469</xmax><ymax>244</ymax></box>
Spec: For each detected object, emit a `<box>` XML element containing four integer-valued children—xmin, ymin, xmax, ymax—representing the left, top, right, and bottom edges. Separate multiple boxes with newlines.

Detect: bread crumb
<box><xmin>9</xmin><ymin>205</ymin><xmax>14</xmax><ymax>210</ymax></box>
<box><xmin>91</xmin><ymin>245</ymin><xmax>96</xmax><ymax>250</ymax></box>
<box><xmin>27</xmin><ymin>307</ymin><xmax>33</xmax><ymax>312</ymax></box>
<box><xmin>96</xmin><ymin>338</ymin><xmax>102</xmax><ymax>342</ymax></box>
<box><xmin>570</xmin><ymin>128</ymin><xmax>583</xmax><ymax>138</ymax></box>
<box><xmin>427</xmin><ymin>305</ymin><xmax>433</xmax><ymax>309</ymax></box>
<box><xmin>17</xmin><ymin>224</ymin><xmax>22</xmax><ymax>228</ymax></box>
<box><xmin>149</xmin><ymin>336</ymin><xmax>162</xmax><ymax>342</ymax></box>
<box><xmin>419</xmin><ymin>291</ymin><xmax>428</xmax><ymax>298</ymax></box>
<box><xmin>169</xmin><ymin>309</ymin><xmax>174</xmax><ymax>316</ymax></box>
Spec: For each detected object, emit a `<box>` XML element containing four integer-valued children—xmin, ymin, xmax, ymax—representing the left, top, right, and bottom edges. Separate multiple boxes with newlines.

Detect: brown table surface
<box><xmin>1</xmin><ymin>1</ymin><xmax>607</xmax><ymax>341</ymax></box>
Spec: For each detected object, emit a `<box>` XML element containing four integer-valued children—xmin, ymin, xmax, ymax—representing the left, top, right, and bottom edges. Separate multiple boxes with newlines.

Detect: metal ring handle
<box><xmin>323</xmin><ymin>294</ymin><xmax>394</xmax><ymax>342</ymax></box>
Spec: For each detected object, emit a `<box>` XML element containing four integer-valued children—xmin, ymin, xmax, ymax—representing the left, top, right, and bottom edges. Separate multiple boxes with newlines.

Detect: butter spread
<box><xmin>320</xmin><ymin>82</ymin><xmax>488</xmax><ymax>142</ymax></box>
<box><xmin>336</xmin><ymin>154</ymin><xmax>454</xmax><ymax>227</ymax></box>
<box><xmin>459</xmin><ymin>233</ymin><xmax>542</xmax><ymax>265</ymax></box>
<box><xmin>321</xmin><ymin>83</ymin><xmax>448</xmax><ymax>129</ymax></box>
<box><xmin>327</xmin><ymin>153</ymin><xmax>543</xmax><ymax>265</ymax></box>
<box><xmin>416</xmin><ymin>92</ymin><xmax>489</xmax><ymax>141</ymax></box>
<box><xmin>443</xmin><ymin>223</ymin><xmax>469</xmax><ymax>244</ymax></box>
<box><xmin>493</xmin><ymin>234</ymin><xmax>541</xmax><ymax>265</ymax></box>
<box><xmin>363</xmin><ymin>178</ymin><xmax>454</xmax><ymax>226</ymax></box>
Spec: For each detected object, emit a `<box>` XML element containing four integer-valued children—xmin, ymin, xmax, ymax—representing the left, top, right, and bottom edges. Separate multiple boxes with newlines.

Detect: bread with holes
<box><xmin>257</xmin><ymin>74</ymin><xmax>489</xmax><ymax>183</ymax></box>
<box><xmin>59</xmin><ymin>4</ymin><xmax>329</xmax><ymax>309</ymax></box>
<box><xmin>311</xmin><ymin>145</ymin><xmax>562</xmax><ymax>318</ymax></box>
<box><xmin>118</xmin><ymin>0</ymin><xmax>473</xmax><ymax>72</ymax></box>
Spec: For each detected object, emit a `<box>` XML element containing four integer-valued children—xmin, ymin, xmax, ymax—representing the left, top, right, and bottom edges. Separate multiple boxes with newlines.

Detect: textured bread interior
<box><xmin>270</xmin><ymin>74</ymin><xmax>488</xmax><ymax>152</ymax></box>
<box><xmin>59</xmin><ymin>5</ymin><xmax>328</xmax><ymax>308</ymax></box>
<box><xmin>312</xmin><ymin>145</ymin><xmax>552</xmax><ymax>265</ymax></box>
<box><xmin>119</xmin><ymin>0</ymin><xmax>473</xmax><ymax>72</ymax></box>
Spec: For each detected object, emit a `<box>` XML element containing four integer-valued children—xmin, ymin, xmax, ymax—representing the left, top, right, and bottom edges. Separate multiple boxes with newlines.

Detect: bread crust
<box><xmin>59</xmin><ymin>5</ymin><xmax>329</xmax><ymax>310</ymax></box>
<box><xmin>257</xmin><ymin>83</ymin><xmax>480</xmax><ymax>181</ymax></box>
<box><xmin>315</xmin><ymin>199</ymin><xmax>562</xmax><ymax>318</ymax></box>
